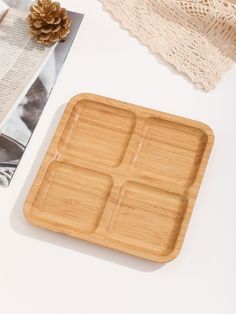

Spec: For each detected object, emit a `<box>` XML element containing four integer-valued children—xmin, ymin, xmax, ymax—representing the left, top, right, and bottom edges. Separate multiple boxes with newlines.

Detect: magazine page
<box><xmin>0</xmin><ymin>11</ymin><xmax>84</xmax><ymax>187</ymax></box>
<box><xmin>0</xmin><ymin>8</ymin><xmax>56</xmax><ymax>126</ymax></box>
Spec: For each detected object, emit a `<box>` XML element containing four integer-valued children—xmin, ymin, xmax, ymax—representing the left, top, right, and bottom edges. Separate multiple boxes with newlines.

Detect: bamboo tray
<box><xmin>24</xmin><ymin>94</ymin><xmax>214</xmax><ymax>263</ymax></box>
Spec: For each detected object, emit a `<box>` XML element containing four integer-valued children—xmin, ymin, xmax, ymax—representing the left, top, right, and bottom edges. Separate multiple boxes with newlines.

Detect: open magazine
<box><xmin>0</xmin><ymin>0</ymin><xmax>83</xmax><ymax>187</ymax></box>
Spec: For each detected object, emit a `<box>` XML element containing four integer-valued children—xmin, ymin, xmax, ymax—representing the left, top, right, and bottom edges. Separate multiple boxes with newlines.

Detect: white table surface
<box><xmin>0</xmin><ymin>1</ymin><xmax>235</xmax><ymax>313</ymax></box>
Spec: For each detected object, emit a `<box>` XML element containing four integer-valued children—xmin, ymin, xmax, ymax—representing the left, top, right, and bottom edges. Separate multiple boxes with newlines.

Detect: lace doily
<box><xmin>100</xmin><ymin>0</ymin><xmax>236</xmax><ymax>91</ymax></box>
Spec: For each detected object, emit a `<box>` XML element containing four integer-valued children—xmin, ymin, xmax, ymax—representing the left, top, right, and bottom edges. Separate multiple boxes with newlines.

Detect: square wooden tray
<box><xmin>24</xmin><ymin>94</ymin><xmax>214</xmax><ymax>263</ymax></box>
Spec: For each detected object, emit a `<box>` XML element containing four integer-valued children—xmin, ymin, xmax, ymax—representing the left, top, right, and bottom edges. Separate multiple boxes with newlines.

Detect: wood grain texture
<box><xmin>24</xmin><ymin>94</ymin><xmax>214</xmax><ymax>263</ymax></box>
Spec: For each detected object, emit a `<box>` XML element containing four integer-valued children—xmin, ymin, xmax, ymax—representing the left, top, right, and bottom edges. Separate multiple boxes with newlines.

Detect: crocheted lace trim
<box><xmin>100</xmin><ymin>0</ymin><xmax>236</xmax><ymax>91</ymax></box>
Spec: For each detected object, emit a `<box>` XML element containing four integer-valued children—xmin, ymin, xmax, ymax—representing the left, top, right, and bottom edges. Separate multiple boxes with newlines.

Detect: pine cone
<box><xmin>28</xmin><ymin>0</ymin><xmax>71</xmax><ymax>44</ymax></box>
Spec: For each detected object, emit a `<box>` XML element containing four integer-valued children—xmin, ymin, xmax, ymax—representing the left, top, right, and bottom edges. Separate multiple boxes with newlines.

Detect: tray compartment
<box><xmin>107</xmin><ymin>181</ymin><xmax>188</xmax><ymax>256</ymax></box>
<box><xmin>32</xmin><ymin>161</ymin><xmax>113</xmax><ymax>233</ymax></box>
<box><xmin>134</xmin><ymin>117</ymin><xmax>208</xmax><ymax>188</ymax></box>
<box><xmin>58</xmin><ymin>100</ymin><xmax>136</xmax><ymax>167</ymax></box>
